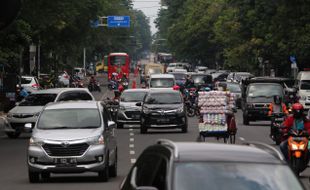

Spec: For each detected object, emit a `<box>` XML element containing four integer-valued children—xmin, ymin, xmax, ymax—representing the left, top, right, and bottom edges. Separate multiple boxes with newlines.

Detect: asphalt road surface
<box><xmin>0</xmin><ymin>70</ymin><xmax>310</xmax><ymax>190</ymax></box>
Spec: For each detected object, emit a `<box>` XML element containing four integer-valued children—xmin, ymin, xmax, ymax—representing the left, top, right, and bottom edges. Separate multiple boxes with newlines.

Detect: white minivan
<box><xmin>149</xmin><ymin>74</ymin><xmax>176</xmax><ymax>89</ymax></box>
<box><xmin>295</xmin><ymin>71</ymin><xmax>310</xmax><ymax>110</ymax></box>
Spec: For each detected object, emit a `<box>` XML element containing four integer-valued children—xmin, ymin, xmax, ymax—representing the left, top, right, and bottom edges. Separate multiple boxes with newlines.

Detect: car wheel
<box><xmin>98</xmin><ymin>154</ymin><xmax>109</xmax><ymax>182</ymax></box>
<box><xmin>41</xmin><ymin>172</ymin><xmax>50</xmax><ymax>180</ymax></box>
<box><xmin>181</xmin><ymin>124</ymin><xmax>188</xmax><ymax>133</ymax></box>
<box><xmin>6</xmin><ymin>132</ymin><xmax>21</xmax><ymax>139</ymax></box>
<box><xmin>243</xmin><ymin>115</ymin><xmax>249</xmax><ymax>125</ymax></box>
<box><xmin>29</xmin><ymin>170</ymin><xmax>40</xmax><ymax>183</ymax></box>
<box><xmin>117</xmin><ymin>123</ymin><xmax>124</xmax><ymax>129</ymax></box>
<box><xmin>109</xmin><ymin>149</ymin><xmax>117</xmax><ymax>177</ymax></box>
<box><xmin>140</xmin><ymin>123</ymin><xmax>147</xmax><ymax>134</ymax></box>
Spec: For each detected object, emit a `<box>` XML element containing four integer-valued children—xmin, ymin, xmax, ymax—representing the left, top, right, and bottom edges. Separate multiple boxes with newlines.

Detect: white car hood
<box><xmin>33</xmin><ymin>128</ymin><xmax>102</xmax><ymax>141</ymax></box>
<box><xmin>9</xmin><ymin>106</ymin><xmax>43</xmax><ymax>114</ymax></box>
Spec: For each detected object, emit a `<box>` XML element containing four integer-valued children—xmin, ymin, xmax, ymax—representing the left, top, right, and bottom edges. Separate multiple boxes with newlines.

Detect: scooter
<box><xmin>270</xmin><ymin>113</ymin><xmax>286</xmax><ymax>145</ymax></box>
<box><xmin>286</xmin><ymin>129</ymin><xmax>309</xmax><ymax>175</ymax></box>
<box><xmin>88</xmin><ymin>81</ymin><xmax>101</xmax><ymax>92</ymax></box>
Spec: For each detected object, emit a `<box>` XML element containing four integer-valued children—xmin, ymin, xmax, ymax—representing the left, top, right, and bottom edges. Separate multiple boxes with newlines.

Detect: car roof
<box><xmin>149</xmin><ymin>89</ymin><xmax>179</xmax><ymax>94</ymax></box>
<box><xmin>32</xmin><ymin>88</ymin><xmax>91</xmax><ymax>94</ymax></box>
<box><xmin>45</xmin><ymin>101</ymin><xmax>98</xmax><ymax>110</ymax></box>
<box><xmin>158</xmin><ymin>141</ymin><xmax>284</xmax><ymax>164</ymax></box>
<box><xmin>123</xmin><ymin>89</ymin><xmax>150</xmax><ymax>93</ymax></box>
<box><xmin>150</xmin><ymin>74</ymin><xmax>175</xmax><ymax>78</ymax></box>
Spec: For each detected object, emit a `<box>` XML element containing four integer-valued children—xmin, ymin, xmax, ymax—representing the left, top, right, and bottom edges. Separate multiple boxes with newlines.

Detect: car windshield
<box><xmin>227</xmin><ymin>83</ymin><xmax>241</xmax><ymax>93</ymax></box>
<box><xmin>37</xmin><ymin>109</ymin><xmax>101</xmax><ymax>129</ymax></box>
<box><xmin>300</xmin><ymin>80</ymin><xmax>310</xmax><ymax>90</ymax></box>
<box><xmin>21</xmin><ymin>77</ymin><xmax>32</xmax><ymax>84</ymax></box>
<box><xmin>248</xmin><ymin>84</ymin><xmax>283</xmax><ymax>97</ymax></box>
<box><xmin>172</xmin><ymin>73</ymin><xmax>186</xmax><ymax>80</ymax></box>
<box><xmin>174</xmin><ymin>162</ymin><xmax>303</xmax><ymax>190</ymax></box>
<box><xmin>19</xmin><ymin>94</ymin><xmax>57</xmax><ymax>106</ymax></box>
<box><xmin>145</xmin><ymin>93</ymin><xmax>182</xmax><ymax>104</ymax></box>
<box><xmin>121</xmin><ymin>91</ymin><xmax>148</xmax><ymax>102</ymax></box>
<box><xmin>110</xmin><ymin>55</ymin><xmax>126</xmax><ymax>66</ymax></box>
<box><xmin>150</xmin><ymin>78</ymin><xmax>174</xmax><ymax>88</ymax></box>
<box><xmin>192</xmin><ymin>75</ymin><xmax>208</xmax><ymax>84</ymax></box>
<box><xmin>168</xmin><ymin>63</ymin><xmax>176</xmax><ymax>67</ymax></box>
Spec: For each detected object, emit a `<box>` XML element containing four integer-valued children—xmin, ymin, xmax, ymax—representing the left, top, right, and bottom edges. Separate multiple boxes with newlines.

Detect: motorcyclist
<box><xmin>280</xmin><ymin>103</ymin><xmax>310</xmax><ymax>160</ymax></box>
<box><xmin>268</xmin><ymin>95</ymin><xmax>289</xmax><ymax>116</ymax></box>
<box><xmin>120</xmin><ymin>73</ymin><xmax>128</xmax><ymax>83</ymax></box>
<box><xmin>184</xmin><ymin>75</ymin><xmax>195</xmax><ymax>89</ymax></box>
<box><xmin>89</xmin><ymin>75</ymin><xmax>96</xmax><ymax>84</ymax></box>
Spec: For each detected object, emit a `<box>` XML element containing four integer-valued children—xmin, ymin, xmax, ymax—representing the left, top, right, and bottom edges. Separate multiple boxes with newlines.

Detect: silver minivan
<box><xmin>27</xmin><ymin>101</ymin><xmax>117</xmax><ymax>183</ymax></box>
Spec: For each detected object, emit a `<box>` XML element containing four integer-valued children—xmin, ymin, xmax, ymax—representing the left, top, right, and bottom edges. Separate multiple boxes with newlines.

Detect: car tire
<box><xmin>109</xmin><ymin>149</ymin><xmax>117</xmax><ymax>177</ymax></box>
<box><xmin>6</xmin><ymin>132</ymin><xmax>21</xmax><ymax>139</ymax></box>
<box><xmin>243</xmin><ymin>115</ymin><xmax>249</xmax><ymax>125</ymax></box>
<box><xmin>117</xmin><ymin>123</ymin><xmax>124</xmax><ymax>129</ymax></box>
<box><xmin>140</xmin><ymin>124</ymin><xmax>147</xmax><ymax>134</ymax></box>
<box><xmin>41</xmin><ymin>172</ymin><xmax>50</xmax><ymax>180</ymax></box>
<box><xmin>29</xmin><ymin>171</ymin><xmax>40</xmax><ymax>183</ymax></box>
<box><xmin>98</xmin><ymin>155</ymin><xmax>109</xmax><ymax>182</ymax></box>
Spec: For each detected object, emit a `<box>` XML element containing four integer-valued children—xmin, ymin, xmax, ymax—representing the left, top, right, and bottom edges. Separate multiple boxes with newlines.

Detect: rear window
<box><xmin>110</xmin><ymin>56</ymin><xmax>126</xmax><ymax>66</ymax></box>
<box><xmin>150</xmin><ymin>78</ymin><xmax>174</xmax><ymax>88</ymax></box>
<box><xmin>57</xmin><ymin>91</ymin><xmax>93</xmax><ymax>101</ymax></box>
<box><xmin>21</xmin><ymin>77</ymin><xmax>32</xmax><ymax>84</ymax></box>
<box><xmin>300</xmin><ymin>80</ymin><xmax>310</xmax><ymax>90</ymax></box>
<box><xmin>19</xmin><ymin>94</ymin><xmax>57</xmax><ymax>106</ymax></box>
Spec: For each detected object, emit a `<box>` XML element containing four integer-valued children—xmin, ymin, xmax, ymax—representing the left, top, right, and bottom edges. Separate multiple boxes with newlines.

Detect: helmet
<box><xmin>273</xmin><ymin>95</ymin><xmax>282</xmax><ymax>105</ymax></box>
<box><xmin>292</xmin><ymin>103</ymin><xmax>304</xmax><ymax>119</ymax></box>
<box><xmin>204</xmin><ymin>87</ymin><xmax>211</xmax><ymax>92</ymax></box>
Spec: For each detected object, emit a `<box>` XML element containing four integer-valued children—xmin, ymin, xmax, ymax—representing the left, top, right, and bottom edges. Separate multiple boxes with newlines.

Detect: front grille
<box><xmin>42</xmin><ymin>143</ymin><xmax>89</xmax><ymax>156</ymax></box>
<box><xmin>253</xmin><ymin>104</ymin><xmax>269</xmax><ymax>108</ymax></box>
<box><xmin>125</xmin><ymin>111</ymin><xmax>141</xmax><ymax>118</ymax></box>
<box><xmin>13</xmin><ymin>114</ymin><xmax>34</xmax><ymax>118</ymax></box>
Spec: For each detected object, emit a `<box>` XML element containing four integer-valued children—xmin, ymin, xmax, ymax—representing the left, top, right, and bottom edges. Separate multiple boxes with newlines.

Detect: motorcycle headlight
<box><xmin>29</xmin><ymin>137</ymin><xmax>45</xmax><ymax>146</ymax></box>
<box><xmin>299</xmin><ymin>144</ymin><xmax>306</xmax><ymax>150</ymax></box>
<box><xmin>291</xmin><ymin>143</ymin><xmax>298</xmax><ymax>150</ymax></box>
<box><xmin>88</xmin><ymin>135</ymin><xmax>104</xmax><ymax>145</ymax></box>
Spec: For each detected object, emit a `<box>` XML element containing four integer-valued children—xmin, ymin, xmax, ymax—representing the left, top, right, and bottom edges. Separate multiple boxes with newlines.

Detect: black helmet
<box><xmin>273</xmin><ymin>95</ymin><xmax>282</xmax><ymax>105</ymax></box>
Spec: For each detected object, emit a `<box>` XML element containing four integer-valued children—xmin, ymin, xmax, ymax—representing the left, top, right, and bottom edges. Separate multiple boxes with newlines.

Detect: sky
<box><xmin>132</xmin><ymin>0</ymin><xmax>161</xmax><ymax>34</ymax></box>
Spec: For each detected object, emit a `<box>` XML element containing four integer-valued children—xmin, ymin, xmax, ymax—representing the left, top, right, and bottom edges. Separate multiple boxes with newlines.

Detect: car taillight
<box><xmin>32</xmin><ymin>84</ymin><xmax>40</xmax><ymax>88</ymax></box>
<box><xmin>64</xmin><ymin>75</ymin><xmax>69</xmax><ymax>79</ymax></box>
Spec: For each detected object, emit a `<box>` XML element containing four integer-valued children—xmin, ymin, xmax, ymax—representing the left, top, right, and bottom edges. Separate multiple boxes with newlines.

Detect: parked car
<box><xmin>5</xmin><ymin>88</ymin><xmax>95</xmax><ymax>138</ymax></box>
<box><xmin>117</xmin><ymin>89</ymin><xmax>149</xmax><ymax>128</ymax></box>
<box><xmin>137</xmin><ymin>89</ymin><xmax>187</xmax><ymax>133</ymax></box>
<box><xmin>242</xmin><ymin>78</ymin><xmax>285</xmax><ymax>125</ymax></box>
<box><xmin>149</xmin><ymin>74</ymin><xmax>176</xmax><ymax>89</ymax></box>
<box><xmin>57</xmin><ymin>71</ymin><xmax>70</xmax><ymax>87</ymax></box>
<box><xmin>120</xmin><ymin>140</ymin><xmax>304</xmax><ymax>190</ymax></box>
<box><xmin>27</xmin><ymin>101</ymin><xmax>117</xmax><ymax>183</ymax></box>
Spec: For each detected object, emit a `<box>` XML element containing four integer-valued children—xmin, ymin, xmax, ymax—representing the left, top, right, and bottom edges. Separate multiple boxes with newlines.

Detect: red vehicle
<box><xmin>108</xmin><ymin>53</ymin><xmax>130</xmax><ymax>80</ymax></box>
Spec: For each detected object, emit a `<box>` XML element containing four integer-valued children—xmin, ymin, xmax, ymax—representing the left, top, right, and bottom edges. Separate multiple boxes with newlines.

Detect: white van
<box><xmin>295</xmin><ymin>71</ymin><xmax>310</xmax><ymax>110</ymax></box>
<box><xmin>149</xmin><ymin>74</ymin><xmax>176</xmax><ymax>89</ymax></box>
<box><xmin>166</xmin><ymin>63</ymin><xmax>189</xmax><ymax>73</ymax></box>
<box><xmin>73</xmin><ymin>67</ymin><xmax>85</xmax><ymax>79</ymax></box>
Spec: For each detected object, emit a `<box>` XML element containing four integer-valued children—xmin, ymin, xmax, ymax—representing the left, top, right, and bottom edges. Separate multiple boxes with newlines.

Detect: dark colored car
<box><xmin>120</xmin><ymin>140</ymin><xmax>303</xmax><ymax>190</ymax></box>
<box><xmin>170</xmin><ymin>72</ymin><xmax>186</xmax><ymax>87</ymax></box>
<box><xmin>138</xmin><ymin>90</ymin><xmax>187</xmax><ymax>134</ymax></box>
<box><xmin>191</xmin><ymin>73</ymin><xmax>213</xmax><ymax>89</ymax></box>
<box><xmin>242</xmin><ymin>80</ymin><xmax>285</xmax><ymax>125</ymax></box>
<box><xmin>212</xmin><ymin>72</ymin><xmax>229</xmax><ymax>82</ymax></box>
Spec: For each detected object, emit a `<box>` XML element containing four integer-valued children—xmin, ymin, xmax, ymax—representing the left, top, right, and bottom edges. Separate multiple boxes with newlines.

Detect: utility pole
<box><xmin>83</xmin><ymin>48</ymin><xmax>86</xmax><ymax>71</ymax></box>
<box><xmin>38</xmin><ymin>39</ymin><xmax>41</xmax><ymax>77</ymax></box>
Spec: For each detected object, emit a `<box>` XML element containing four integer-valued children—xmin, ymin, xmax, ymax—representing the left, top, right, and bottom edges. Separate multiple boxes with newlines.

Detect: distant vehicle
<box><xmin>227</xmin><ymin>72</ymin><xmax>254</xmax><ymax>83</ymax></box>
<box><xmin>73</xmin><ymin>67</ymin><xmax>85</xmax><ymax>80</ymax></box>
<box><xmin>143</xmin><ymin>63</ymin><xmax>164</xmax><ymax>81</ymax></box>
<box><xmin>216</xmin><ymin>82</ymin><xmax>242</xmax><ymax>108</ymax></box>
<box><xmin>5</xmin><ymin>88</ymin><xmax>95</xmax><ymax>138</ymax></box>
<box><xmin>121</xmin><ymin>140</ymin><xmax>303</xmax><ymax>190</ymax></box>
<box><xmin>18</xmin><ymin>76</ymin><xmax>40</xmax><ymax>93</ymax></box>
<box><xmin>295</xmin><ymin>71</ymin><xmax>310</xmax><ymax>110</ymax></box>
<box><xmin>195</xmin><ymin>66</ymin><xmax>208</xmax><ymax>73</ymax></box>
<box><xmin>57</xmin><ymin>71</ymin><xmax>70</xmax><ymax>87</ymax></box>
<box><xmin>242</xmin><ymin>78</ymin><xmax>285</xmax><ymax>125</ymax></box>
<box><xmin>212</xmin><ymin>72</ymin><xmax>229</xmax><ymax>83</ymax></box>
<box><xmin>173</xmin><ymin>68</ymin><xmax>187</xmax><ymax>73</ymax></box>
<box><xmin>190</xmin><ymin>73</ymin><xmax>213</xmax><ymax>89</ymax></box>
<box><xmin>170</xmin><ymin>72</ymin><xmax>187</xmax><ymax>87</ymax></box>
<box><xmin>117</xmin><ymin>89</ymin><xmax>149</xmax><ymax>128</ymax></box>
<box><xmin>27</xmin><ymin>101</ymin><xmax>117</xmax><ymax>183</ymax></box>
<box><xmin>156</xmin><ymin>52</ymin><xmax>174</xmax><ymax>64</ymax></box>
<box><xmin>108</xmin><ymin>52</ymin><xmax>130</xmax><ymax>80</ymax></box>
<box><xmin>137</xmin><ymin>90</ymin><xmax>187</xmax><ymax>133</ymax></box>
<box><xmin>166</xmin><ymin>63</ymin><xmax>189</xmax><ymax>73</ymax></box>
<box><xmin>149</xmin><ymin>74</ymin><xmax>176</xmax><ymax>89</ymax></box>
<box><xmin>86</xmin><ymin>63</ymin><xmax>96</xmax><ymax>76</ymax></box>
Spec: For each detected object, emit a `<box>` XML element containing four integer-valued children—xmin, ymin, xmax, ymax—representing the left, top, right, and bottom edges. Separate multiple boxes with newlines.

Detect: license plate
<box><xmin>54</xmin><ymin>158</ymin><xmax>77</xmax><ymax>166</ymax></box>
<box><xmin>158</xmin><ymin>118</ymin><xmax>169</xmax><ymax>122</ymax></box>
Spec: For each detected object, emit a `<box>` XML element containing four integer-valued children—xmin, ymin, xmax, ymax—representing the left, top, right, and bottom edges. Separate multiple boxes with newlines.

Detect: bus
<box><xmin>108</xmin><ymin>53</ymin><xmax>130</xmax><ymax>80</ymax></box>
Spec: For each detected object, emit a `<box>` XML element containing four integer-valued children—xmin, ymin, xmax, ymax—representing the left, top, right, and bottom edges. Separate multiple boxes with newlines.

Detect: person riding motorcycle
<box><xmin>268</xmin><ymin>95</ymin><xmax>289</xmax><ymax>116</ymax></box>
<box><xmin>120</xmin><ymin>73</ymin><xmax>128</xmax><ymax>83</ymax></box>
<box><xmin>89</xmin><ymin>75</ymin><xmax>97</xmax><ymax>84</ymax></box>
<box><xmin>279</xmin><ymin>103</ymin><xmax>310</xmax><ymax>160</ymax></box>
<box><xmin>184</xmin><ymin>75</ymin><xmax>195</xmax><ymax>89</ymax></box>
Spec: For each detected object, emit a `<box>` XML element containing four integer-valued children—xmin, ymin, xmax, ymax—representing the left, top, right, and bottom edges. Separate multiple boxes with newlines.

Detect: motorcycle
<box><xmin>105</xmin><ymin>98</ymin><xmax>119</xmax><ymax>122</ymax></box>
<box><xmin>88</xmin><ymin>81</ymin><xmax>101</xmax><ymax>92</ymax></box>
<box><xmin>108</xmin><ymin>80</ymin><xmax>118</xmax><ymax>90</ymax></box>
<box><xmin>70</xmin><ymin>76</ymin><xmax>84</xmax><ymax>88</ymax></box>
<box><xmin>285</xmin><ymin>129</ymin><xmax>309</xmax><ymax>175</ymax></box>
<box><xmin>185</xmin><ymin>88</ymin><xmax>198</xmax><ymax>117</ymax></box>
<box><xmin>270</xmin><ymin>113</ymin><xmax>286</xmax><ymax>145</ymax></box>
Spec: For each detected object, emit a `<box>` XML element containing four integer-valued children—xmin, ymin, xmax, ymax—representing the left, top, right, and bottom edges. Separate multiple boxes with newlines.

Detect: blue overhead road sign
<box><xmin>107</xmin><ymin>16</ymin><xmax>130</xmax><ymax>28</ymax></box>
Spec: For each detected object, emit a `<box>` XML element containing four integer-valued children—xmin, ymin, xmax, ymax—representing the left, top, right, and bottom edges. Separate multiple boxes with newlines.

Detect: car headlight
<box><xmin>88</xmin><ymin>135</ymin><xmax>104</xmax><ymax>145</ymax></box>
<box><xmin>7</xmin><ymin>113</ymin><xmax>13</xmax><ymax>118</ymax></box>
<box><xmin>29</xmin><ymin>137</ymin><xmax>44</xmax><ymax>146</ymax></box>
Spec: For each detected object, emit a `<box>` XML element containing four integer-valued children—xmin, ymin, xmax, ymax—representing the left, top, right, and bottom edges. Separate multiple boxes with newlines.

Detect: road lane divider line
<box><xmin>130</xmin><ymin>138</ymin><xmax>134</xmax><ymax>142</ymax></box>
<box><xmin>130</xmin><ymin>159</ymin><xmax>136</xmax><ymax>164</ymax></box>
<box><xmin>239</xmin><ymin>137</ymin><xmax>246</xmax><ymax>141</ymax></box>
<box><xmin>129</xmin><ymin>132</ymin><xmax>134</xmax><ymax>136</ymax></box>
<box><xmin>129</xmin><ymin>144</ymin><xmax>134</xmax><ymax>148</ymax></box>
<box><xmin>130</xmin><ymin>150</ymin><xmax>135</xmax><ymax>155</ymax></box>
<box><xmin>129</xmin><ymin>128</ymin><xmax>133</xmax><ymax>131</ymax></box>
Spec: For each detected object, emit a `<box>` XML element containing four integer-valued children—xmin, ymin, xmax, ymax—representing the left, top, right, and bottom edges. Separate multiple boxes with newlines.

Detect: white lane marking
<box><xmin>129</xmin><ymin>128</ymin><xmax>133</xmax><ymax>131</ymax></box>
<box><xmin>239</xmin><ymin>137</ymin><xmax>245</xmax><ymax>141</ymax></box>
<box><xmin>130</xmin><ymin>159</ymin><xmax>136</xmax><ymax>164</ymax></box>
<box><xmin>130</xmin><ymin>138</ymin><xmax>134</xmax><ymax>142</ymax></box>
<box><xmin>129</xmin><ymin>132</ymin><xmax>134</xmax><ymax>136</ymax></box>
<box><xmin>130</xmin><ymin>150</ymin><xmax>135</xmax><ymax>155</ymax></box>
<box><xmin>129</xmin><ymin>144</ymin><xmax>134</xmax><ymax>148</ymax></box>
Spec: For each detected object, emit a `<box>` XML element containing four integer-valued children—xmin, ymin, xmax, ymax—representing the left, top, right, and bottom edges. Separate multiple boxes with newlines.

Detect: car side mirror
<box><xmin>108</xmin><ymin>121</ymin><xmax>116</xmax><ymax>129</ymax></box>
<box><xmin>136</xmin><ymin>102</ymin><xmax>142</xmax><ymax>106</ymax></box>
<box><xmin>24</xmin><ymin>123</ymin><xmax>32</xmax><ymax>132</ymax></box>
